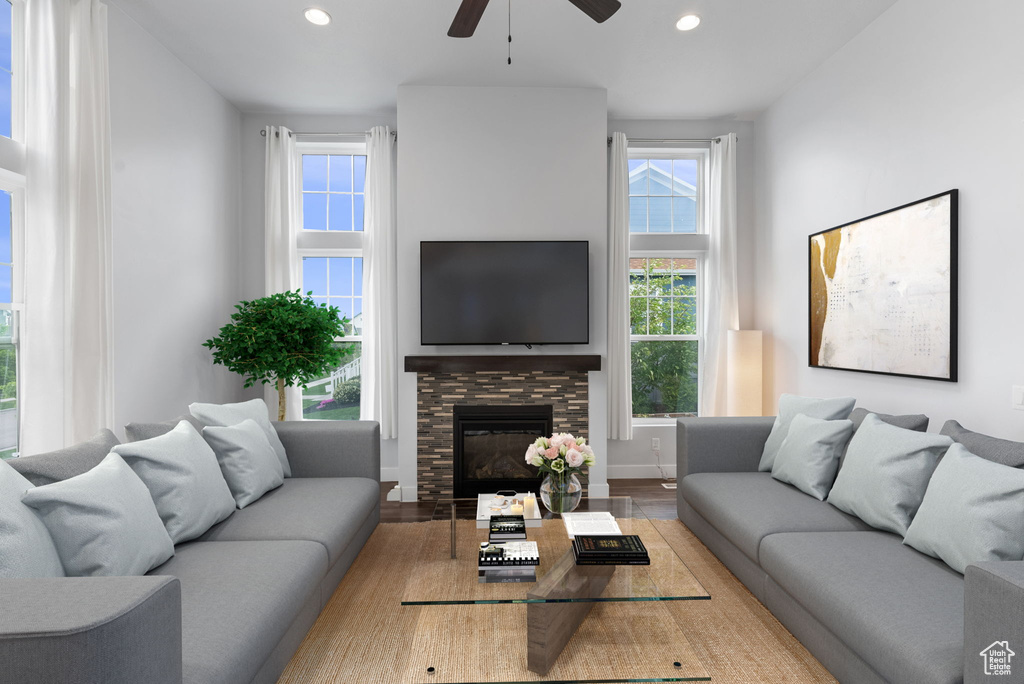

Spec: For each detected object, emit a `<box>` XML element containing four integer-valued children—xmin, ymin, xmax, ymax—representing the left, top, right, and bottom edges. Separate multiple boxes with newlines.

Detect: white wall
<box><xmin>755</xmin><ymin>0</ymin><xmax>1024</xmax><ymax>439</ymax></box>
<box><xmin>606</xmin><ymin>119</ymin><xmax>758</xmax><ymax>477</ymax></box>
<box><xmin>108</xmin><ymin>7</ymin><xmax>243</xmax><ymax>434</ymax></box>
<box><xmin>397</xmin><ymin>86</ymin><xmax>609</xmax><ymax>499</ymax></box>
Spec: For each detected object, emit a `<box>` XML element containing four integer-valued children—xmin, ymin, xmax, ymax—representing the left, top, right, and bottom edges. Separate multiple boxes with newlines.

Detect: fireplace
<box><xmin>453</xmin><ymin>404</ymin><xmax>553</xmax><ymax>498</ymax></box>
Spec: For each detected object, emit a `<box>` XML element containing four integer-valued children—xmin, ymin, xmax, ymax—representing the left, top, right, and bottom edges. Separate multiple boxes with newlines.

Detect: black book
<box><xmin>573</xmin><ymin>553</ymin><xmax>651</xmax><ymax>566</ymax></box>
<box><xmin>573</xmin><ymin>534</ymin><xmax>649</xmax><ymax>560</ymax></box>
<box><xmin>489</xmin><ymin>515</ymin><xmax>527</xmax><ymax>540</ymax></box>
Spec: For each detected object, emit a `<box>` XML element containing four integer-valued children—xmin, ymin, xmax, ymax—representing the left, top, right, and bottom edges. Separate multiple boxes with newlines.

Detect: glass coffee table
<box><xmin>399</xmin><ymin>497</ymin><xmax>711</xmax><ymax>683</ymax></box>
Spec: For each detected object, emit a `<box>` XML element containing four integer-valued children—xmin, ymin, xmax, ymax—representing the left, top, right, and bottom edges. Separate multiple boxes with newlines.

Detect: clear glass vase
<box><xmin>540</xmin><ymin>472</ymin><xmax>583</xmax><ymax>514</ymax></box>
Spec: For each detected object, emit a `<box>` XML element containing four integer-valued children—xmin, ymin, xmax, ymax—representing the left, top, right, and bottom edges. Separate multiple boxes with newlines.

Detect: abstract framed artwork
<box><xmin>809</xmin><ymin>190</ymin><xmax>958</xmax><ymax>381</ymax></box>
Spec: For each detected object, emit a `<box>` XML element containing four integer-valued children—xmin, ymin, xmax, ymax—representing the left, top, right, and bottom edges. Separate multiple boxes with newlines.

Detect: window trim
<box><xmin>627</xmin><ymin>146</ymin><xmax>709</xmax><ymax>421</ymax></box>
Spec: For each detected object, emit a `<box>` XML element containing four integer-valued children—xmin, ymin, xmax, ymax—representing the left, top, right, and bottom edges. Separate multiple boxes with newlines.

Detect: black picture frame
<box><xmin>808</xmin><ymin>189</ymin><xmax>958</xmax><ymax>382</ymax></box>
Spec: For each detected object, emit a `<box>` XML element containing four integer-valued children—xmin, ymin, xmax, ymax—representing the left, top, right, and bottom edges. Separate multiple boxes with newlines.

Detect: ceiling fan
<box><xmin>448</xmin><ymin>0</ymin><xmax>622</xmax><ymax>38</ymax></box>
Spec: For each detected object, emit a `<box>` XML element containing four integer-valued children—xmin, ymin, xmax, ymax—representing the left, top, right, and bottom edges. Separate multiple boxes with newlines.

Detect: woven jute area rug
<box><xmin>277</xmin><ymin>519</ymin><xmax>836</xmax><ymax>684</ymax></box>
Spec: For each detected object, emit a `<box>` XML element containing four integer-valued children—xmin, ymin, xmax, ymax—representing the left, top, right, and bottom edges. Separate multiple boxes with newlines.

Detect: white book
<box><xmin>474</xmin><ymin>493</ymin><xmax>543</xmax><ymax>528</ymax></box>
<box><xmin>561</xmin><ymin>512</ymin><xmax>622</xmax><ymax>539</ymax></box>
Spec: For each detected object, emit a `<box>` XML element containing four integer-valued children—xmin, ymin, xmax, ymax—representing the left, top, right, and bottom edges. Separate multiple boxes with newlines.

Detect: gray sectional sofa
<box><xmin>0</xmin><ymin>420</ymin><xmax>381</xmax><ymax>684</ymax></box>
<box><xmin>677</xmin><ymin>415</ymin><xmax>1024</xmax><ymax>684</ymax></box>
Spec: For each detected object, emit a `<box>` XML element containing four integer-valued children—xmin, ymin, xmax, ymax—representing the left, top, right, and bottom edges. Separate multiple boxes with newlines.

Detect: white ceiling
<box><xmin>107</xmin><ymin>0</ymin><xmax>897</xmax><ymax>120</ymax></box>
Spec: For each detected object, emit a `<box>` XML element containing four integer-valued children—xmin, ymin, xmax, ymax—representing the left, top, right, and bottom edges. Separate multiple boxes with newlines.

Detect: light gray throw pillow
<box><xmin>759</xmin><ymin>394</ymin><xmax>856</xmax><ymax>472</ymax></box>
<box><xmin>190</xmin><ymin>398</ymin><xmax>291</xmax><ymax>477</ymax></box>
<box><xmin>840</xmin><ymin>408</ymin><xmax>929</xmax><ymax>470</ymax></box>
<box><xmin>770</xmin><ymin>413</ymin><xmax>853</xmax><ymax>500</ymax></box>
<box><xmin>21</xmin><ymin>453</ymin><xmax>175</xmax><ymax>577</ymax></box>
<box><xmin>0</xmin><ymin>460</ymin><xmax>66</xmax><ymax>577</ymax></box>
<box><xmin>112</xmin><ymin>420</ymin><xmax>236</xmax><ymax>544</ymax></box>
<box><xmin>904</xmin><ymin>443</ymin><xmax>1024</xmax><ymax>574</ymax></box>
<box><xmin>828</xmin><ymin>413</ymin><xmax>953</xmax><ymax>536</ymax></box>
<box><xmin>202</xmin><ymin>419</ymin><xmax>285</xmax><ymax>509</ymax></box>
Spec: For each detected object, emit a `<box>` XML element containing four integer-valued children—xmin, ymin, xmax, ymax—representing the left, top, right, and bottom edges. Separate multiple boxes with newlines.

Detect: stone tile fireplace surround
<box><xmin>405</xmin><ymin>355</ymin><xmax>602</xmax><ymax>500</ymax></box>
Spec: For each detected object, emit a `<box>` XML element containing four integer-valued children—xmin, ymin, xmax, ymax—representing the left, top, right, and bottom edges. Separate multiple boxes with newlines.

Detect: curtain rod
<box><xmin>609</xmin><ymin>136</ymin><xmax>720</xmax><ymax>146</ymax></box>
<box><xmin>260</xmin><ymin>129</ymin><xmax>397</xmax><ymax>141</ymax></box>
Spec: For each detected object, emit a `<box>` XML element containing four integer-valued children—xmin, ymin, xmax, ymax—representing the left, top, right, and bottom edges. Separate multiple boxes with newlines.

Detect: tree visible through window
<box><xmin>630</xmin><ymin>257</ymin><xmax>699</xmax><ymax>417</ymax></box>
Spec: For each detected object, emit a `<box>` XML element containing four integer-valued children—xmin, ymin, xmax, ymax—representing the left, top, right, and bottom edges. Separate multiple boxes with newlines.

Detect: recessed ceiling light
<box><xmin>676</xmin><ymin>14</ymin><xmax>701</xmax><ymax>31</ymax></box>
<box><xmin>304</xmin><ymin>8</ymin><xmax>332</xmax><ymax>26</ymax></box>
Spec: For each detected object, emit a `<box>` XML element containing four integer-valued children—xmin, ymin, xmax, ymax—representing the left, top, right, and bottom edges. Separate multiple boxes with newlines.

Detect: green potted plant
<box><xmin>203</xmin><ymin>290</ymin><xmax>352</xmax><ymax>420</ymax></box>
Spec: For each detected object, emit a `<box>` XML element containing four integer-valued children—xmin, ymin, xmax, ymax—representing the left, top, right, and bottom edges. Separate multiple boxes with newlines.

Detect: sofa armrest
<box><xmin>0</xmin><ymin>576</ymin><xmax>182</xmax><ymax>684</ymax></box>
<box><xmin>677</xmin><ymin>416</ymin><xmax>775</xmax><ymax>477</ymax></box>
<box><xmin>964</xmin><ymin>562</ymin><xmax>1024</xmax><ymax>683</ymax></box>
<box><xmin>273</xmin><ymin>420</ymin><xmax>381</xmax><ymax>480</ymax></box>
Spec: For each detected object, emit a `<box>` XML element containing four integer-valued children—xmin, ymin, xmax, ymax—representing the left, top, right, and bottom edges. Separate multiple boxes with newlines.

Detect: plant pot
<box><xmin>540</xmin><ymin>472</ymin><xmax>583</xmax><ymax>514</ymax></box>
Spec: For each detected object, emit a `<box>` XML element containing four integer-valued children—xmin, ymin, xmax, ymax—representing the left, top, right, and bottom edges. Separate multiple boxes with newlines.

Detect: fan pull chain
<box><xmin>507</xmin><ymin>0</ymin><xmax>512</xmax><ymax>65</ymax></box>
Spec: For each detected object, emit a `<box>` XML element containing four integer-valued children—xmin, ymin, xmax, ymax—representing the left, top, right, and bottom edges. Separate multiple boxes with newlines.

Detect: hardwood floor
<box><xmin>379</xmin><ymin>478</ymin><xmax>678</xmax><ymax>523</ymax></box>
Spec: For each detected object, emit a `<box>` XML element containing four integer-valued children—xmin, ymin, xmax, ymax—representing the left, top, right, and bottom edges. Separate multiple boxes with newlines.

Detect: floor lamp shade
<box><xmin>726</xmin><ymin>330</ymin><xmax>763</xmax><ymax>416</ymax></box>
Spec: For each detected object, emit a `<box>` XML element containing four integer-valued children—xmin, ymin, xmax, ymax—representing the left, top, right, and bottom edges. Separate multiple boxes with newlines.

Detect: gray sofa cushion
<box><xmin>22</xmin><ymin>453</ymin><xmax>175</xmax><ymax>577</ymax></box>
<box><xmin>148</xmin><ymin>540</ymin><xmax>327</xmax><ymax>684</ymax></box>
<box><xmin>770</xmin><ymin>414</ymin><xmax>853</xmax><ymax>500</ymax></box>
<box><xmin>840</xmin><ymin>407</ymin><xmax>929</xmax><ymax>469</ymax></box>
<box><xmin>760</xmin><ymin>531</ymin><xmax>964</xmax><ymax>684</ymax></box>
<box><xmin>828</xmin><ymin>413</ymin><xmax>953</xmax><ymax>536</ymax></box>
<box><xmin>125</xmin><ymin>415</ymin><xmax>205</xmax><ymax>443</ymax></box>
<box><xmin>190</xmin><ymin>399</ymin><xmax>291</xmax><ymax>477</ymax></box>
<box><xmin>0</xmin><ymin>460</ymin><xmax>65</xmax><ymax>577</ymax></box>
<box><xmin>197</xmin><ymin>477</ymin><xmax>379</xmax><ymax>566</ymax></box>
<box><xmin>680</xmin><ymin>472</ymin><xmax>871</xmax><ymax>564</ymax></box>
<box><xmin>940</xmin><ymin>420</ymin><xmax>1024</xmax><ymax>467</ymax></box>
<box><xmin>7</xmin><ymin>429</ymin><xmax>120</xmax><ymax>486</ymax></box>
<box><xmin>112</xmin><ymin>421</ymin><xmax>236</xmax><ymax>544</ymax></box>
<box><xmin>904</xmin><ymin>443</ymin><xmax>1024</xmax><ymax>574</ymax></box>
<box><xmin>758</xmin><ymin>394</ymin><xmax>855</xmax><ymax>472</ymax></box>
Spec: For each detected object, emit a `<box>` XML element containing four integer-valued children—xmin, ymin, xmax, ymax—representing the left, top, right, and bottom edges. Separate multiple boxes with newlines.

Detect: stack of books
<box><xmin>478</xmin><ymin>541</ymin><xmax>540</xmax><ymax>583</ymax></box>
<box><xmin>572</xmin><ymin>534</ymin><xmax>650</xmax><ymax>566</ymax></box>
<box><xmin>489</xmin><ymin>515</ymin><xmax>527</xmax><ymax>540</ymax></box>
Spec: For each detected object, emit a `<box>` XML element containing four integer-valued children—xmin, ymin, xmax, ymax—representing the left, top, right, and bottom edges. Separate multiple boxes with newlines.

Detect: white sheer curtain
<box><xmin>361</xmin><ymin>126</ymin><xmax>398</xmax><ymax>438</ymax></box>
<box><xmin>607</xmin><ymin>132</ymin><xmax>632</xmax><ymax>440</ymax></box>
<box><xmin>700</xmin><ymin>133</ymin><xmax>739</xmax><ymax>417</ymax></box>
<box><xmin>22</xmin><ymin>0</ymin><xmax>113</xmax><ymax>451</ymax></box>
<box><xmin>263</xmin><ymin>125</ymin><xmax>302</xmax><ymax>420</ymax></box>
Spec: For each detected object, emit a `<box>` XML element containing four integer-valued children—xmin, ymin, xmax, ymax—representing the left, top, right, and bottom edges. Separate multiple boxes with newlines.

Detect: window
<box><xmin>0</xmin><ymin>0</ymin><xmax>12</xmax><ymax>139</ymax></box>
<box><xmin>0</xmin><ymin>0</ymin><xmax>20</xmax><ymax>457</ymax></box>
<box><xmin>628</xmin><ymin>158</ymin><xmax>700</xmax><ymax>233</ymax></box>
<box><xmin>296</xmin><ymin>145</ymin><xmax>366</xmax><ymax>420</ymax></box>
<box><xmin>628</xmin><ymin>151</ymin><xmax>707</xmax><ymax>419</ymax></box>
<box><xmin>301</xmin><ymin>154</ymin><xmax>365</xmax><ymax>232</ymax></box>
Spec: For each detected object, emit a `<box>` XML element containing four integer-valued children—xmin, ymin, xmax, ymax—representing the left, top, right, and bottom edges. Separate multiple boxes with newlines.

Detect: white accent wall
<box><xmin>755</xmin><ymin>0</ymin><xmax>1024</xmax><ymax>439</ymax></box>
<box><xmin>108</xmin><ymin>7</ymin><xmax>243</xmax><ymax>434</ymax></box>
<box><xmin>396</xmin><ymin>86</ymin><xmax>609</xmax><ymax>499</ymax></box>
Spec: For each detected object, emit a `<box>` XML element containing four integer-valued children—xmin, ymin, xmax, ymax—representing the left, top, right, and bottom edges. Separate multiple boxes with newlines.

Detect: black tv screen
<box><xmin>420</xmin><ymin>241</ymin><xmax>589</xmax><ymax>345</ymax></box>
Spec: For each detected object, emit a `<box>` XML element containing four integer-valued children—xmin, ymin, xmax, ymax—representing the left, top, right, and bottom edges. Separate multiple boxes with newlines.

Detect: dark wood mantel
<box><xmin>404</xmin><ymin>355</ymin><xmax>602</xmax><ymax>373</ymax></box>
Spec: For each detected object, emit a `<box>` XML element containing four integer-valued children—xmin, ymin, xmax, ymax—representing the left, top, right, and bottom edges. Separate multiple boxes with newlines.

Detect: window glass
<box><xmin>0</xmin><ymin>1</ymin><xmax>11</xmax><ymax>139</ymax></box>
<box><xmin>301</xmin><ymin>342</ymin><xmax>362</xmax><ymax>421</ymax></box>
<box><xmin>628</xmin><ymin>156</ymin><xmax>701</xmax><ymax>233</ymax></box>
<box><xmin>301</xmin><ymin>154</ymin><xmax>365</xmax><ymax>232</ymax></box>
<box><xmin>0</xmin><ymin>189</ymin><xmax>15</xmax><ymax>457</ymax></box>
<box><xmin>630</xmin><ymin>257</ymin><xmax>699</xmax><ymax>418</ymax></box>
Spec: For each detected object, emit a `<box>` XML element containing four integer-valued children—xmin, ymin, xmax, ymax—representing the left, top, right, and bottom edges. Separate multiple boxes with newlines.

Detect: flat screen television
<box><xmin>420</xmin><ymin>241</ymin><xmax>589</xmax><ymax>345</ymax></box>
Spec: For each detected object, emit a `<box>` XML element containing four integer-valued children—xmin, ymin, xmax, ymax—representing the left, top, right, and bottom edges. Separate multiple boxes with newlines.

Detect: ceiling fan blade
<box><xmin>448</xmin><ymin>0</ymin><xmax>490</xmax><ymax>37</ymax></box>
<box><xmin>565</xmin><ymin>0</ymin><xmax>621</xmax><ymax>24</ymax></box>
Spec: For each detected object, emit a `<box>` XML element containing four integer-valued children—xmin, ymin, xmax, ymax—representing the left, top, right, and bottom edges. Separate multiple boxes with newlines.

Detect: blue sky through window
<box><xmin>0</xmin><ymin>0</ymin><xmax>12</xmax><ymax>139</ymax></box>
<box><xmin>301</xmin><ymin>154</ymin><xmax>365</xmax><ymax>232</ymax></box>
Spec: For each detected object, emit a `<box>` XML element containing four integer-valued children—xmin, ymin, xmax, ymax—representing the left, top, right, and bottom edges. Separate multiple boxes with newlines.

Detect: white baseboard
<box><xmin>606</xmin><ymin>464</ymin><xmax>677</xmax><ymax>479</ymax></box>
<box><xmin>400</xmin><ymin>485</ymin><xmax>418</xmax><ymax>502</ymax></box>
<box><xmin>587</xmin><ymin>482</ymin><xmax>611</xmax><ymax>498</ymax></box>
<box><xmin>380</xmin><ymin>467</ymin><xmax>400</xmax><ymax>482</ymax></box>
